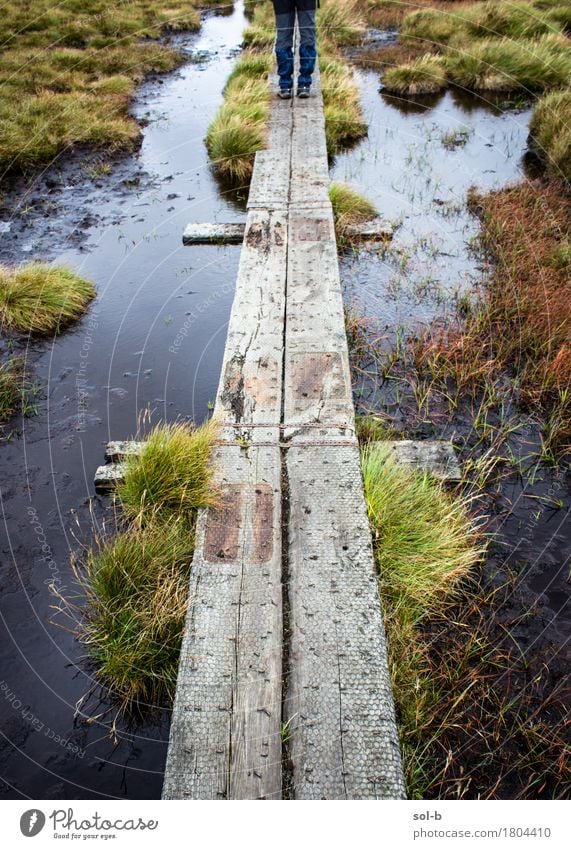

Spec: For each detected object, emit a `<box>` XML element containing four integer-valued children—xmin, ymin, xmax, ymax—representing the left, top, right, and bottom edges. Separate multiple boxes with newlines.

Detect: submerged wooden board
<box><xmin>377</xmin><ymin>439</ymin><xmax>462</xmax><ymax>481</ymax></box>
<box><xmin>183</xmin><ymin>223</ymin><xmax>245</xmax><ymax>245</ymax></box>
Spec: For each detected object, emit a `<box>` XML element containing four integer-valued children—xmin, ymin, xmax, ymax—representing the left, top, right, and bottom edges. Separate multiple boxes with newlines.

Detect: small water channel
<box><xmin>0</xmin><ymin>4</ymin><xmax>248</xmax><ymax>799</ymax></box>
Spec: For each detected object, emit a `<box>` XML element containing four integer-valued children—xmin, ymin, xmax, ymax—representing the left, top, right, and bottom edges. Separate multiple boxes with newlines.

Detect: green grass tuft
<box><xmin>329</xmin><ymin>181</ymin><xmax>377</xmax><ymax>241</ymax></box>
<box><xmin>64</xmin><ymin>419</ymin><xmax>219</xmax><ymax>709</ymax></box>
<box><xmin>355</xmin><ymin>413</ymin><xmax>400</xmax><ymax>444</ymax></box>
<box><xmin>0</xmin><ymin>1</ymin><xmax>206</xmax><ymax>175</ymax></box>
<box><xmin>0</xmin><ymin>359</ymin><xmax>23</xmax><ymax>423</ymax></box>
<box><xmin>76</xmin><ymin>519</ymin><xmax>195</xmax><ymax>707</ymax></box>
<box><xmin>118</xmin><ymin>420</ymin><xmax>219</xmax><ymax>523</ymax></box>
<box><xmin>363</xmin><ymin>443</ymin><xmax>482</xmax><ymax>626</ymax></box>
<box><xmin>529</xmin><ymin>89</ymin><xmax>571</xmax><ymax>181</ymax></box>
<box><xmin>321</xmin><ymin>54</ymin><xmax>368</xmax><ymax>154</ymax></box>
<box><xmin>382</xmin><ymin>54</ymin><xmax>448</xmax><ymax>94</ymax></box>
<box><xmin>205</xmin><ymin>51</ymin><xmax>271</xmax><ymax>184</ymax></box>
<box><xmin>0</xmin><ymin>263</ymin><xmax>95</xmax><ymax>334</ymax></box>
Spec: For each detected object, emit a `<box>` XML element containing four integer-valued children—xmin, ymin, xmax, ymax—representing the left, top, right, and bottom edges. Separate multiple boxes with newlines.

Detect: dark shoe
<box><xmin>297</xmin><ymin>86</ymin><xmax>310</xmax><ymax>98</ymax></box>
<box><xmin>278</xmin><ymin>88</ymin><xmax>292</xmax><ymax>99</ymax></box>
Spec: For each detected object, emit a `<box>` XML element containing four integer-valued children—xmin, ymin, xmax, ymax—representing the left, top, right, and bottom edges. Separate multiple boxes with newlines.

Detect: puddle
<box><xmin>332</xmin><ymin>69</ymin><xmax>532</xmax><ymax>330</ymax></box>
<box><xmin>0</xmin><ymin>3</ymin><xmax>248</xmax><ymax>799</ymax></box>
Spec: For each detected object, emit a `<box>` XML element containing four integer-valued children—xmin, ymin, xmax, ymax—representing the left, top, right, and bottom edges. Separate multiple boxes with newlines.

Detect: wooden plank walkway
<box><xmin>162</xmin><ymin>68</ymin><xmax>405</xmax><ymax>800</ymax></box>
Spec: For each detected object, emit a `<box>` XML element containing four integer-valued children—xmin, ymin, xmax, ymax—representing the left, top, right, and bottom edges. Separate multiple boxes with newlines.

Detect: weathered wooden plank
<box><xmin>105</xmin><ymin>440</ymin><xmax>144</xmax><ymax>462</ymax></box>
<box><xmin>283</xmin><ymin>204</ymin><xmax>354</xmax><ymax>436</ymax></box>
<box><xmin>285</xmin><ymin>444</ymin><xmax>406</xmax><ymax>799</ymax></box>
<box><xmin>343</xmin><ymin>219</ymin><xmax>394</xmax><ymax>241</ymax></box>
<box><xmin>183</xmin><ymin>223</ymin><xmax>245</xmax><ymax>245</ymax></box>
<box><xmin>377</xmin><ymin>439</ymin><xmax>462</xmax><ymax>481</ymax></box>
<box><xmin>163</xmin><ymin>72</ymin><xmax>291</xmax><ymax>801</ymax></box>
<box><xmin>162</xmin><ymin>444</ymin><xmax>282</xmax><ymax>800</ymax></box>
<box><xmin>247</xmin><ymin>91</ymin><xmax>292</xmax><ymax>210</ymax></box>
<box><xmin>283</xmin><ymin>66</ymin><xmax>405</xmax><ymax>799</ymax></box>
<box><xmin>214</xmin><ymin>205</ymin><xmax>288</xmax><ymax>445</ymax></box>
<box><xmin>94</xmin><ymin>463</ymin><xmax>126</xmax><ymax>491</ymax></box>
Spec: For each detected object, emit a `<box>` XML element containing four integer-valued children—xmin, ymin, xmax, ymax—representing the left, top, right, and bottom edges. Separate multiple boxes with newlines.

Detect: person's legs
<box><xmin>273</xmin><ymin>2</ymin><xmax>296</xmax><ymax>92</ymax></box>
<box><xmin>296</xmin><ymin>3</ymin><xmax>317</xmax><ymax>90</ymax></box>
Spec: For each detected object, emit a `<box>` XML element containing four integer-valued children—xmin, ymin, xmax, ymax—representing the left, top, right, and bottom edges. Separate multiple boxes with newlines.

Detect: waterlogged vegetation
<box><xmin>338</xmin><ymin>0</ymin><xmax>571</xmax><ymax>799</ymax></box>
<box><xmin>206</xmin><ymin>0</ymin><xmax>369</xmax><ymax>183</ymax></box>
<box><xmin>329</xmin><ymin>181</ymin><xmax>378</xmax><ymax>241</ymax></box>
<box><xmin>58</xmin><ymin>421</ymin><xmax>218</xmax><ymax>709</ymax></box>
<box><xmin>367</xmin><ymin>1</ymin><xmax>570</xmax><ymax>180</ymax></box>
<box><xmin>0</xmin><ymin>262</ymin><xmax>95</xmax><ymax>427</ymax></box>
<box><xmin>0</xmin><ymin>263</ymin><xmax>95</xmax><ymax>334</ymax></box>
<box><xmin>0</xmin><ymin>0</ymin><xmax>225</xmax><ymax>175</ymax></box>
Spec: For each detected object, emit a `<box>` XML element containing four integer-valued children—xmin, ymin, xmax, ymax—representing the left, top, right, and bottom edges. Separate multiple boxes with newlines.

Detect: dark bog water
<box><xmin>0</xmin><ymin>4</ymin><xmax>248</xmax><ymax>799</ymax></box>
<box><xmin>332</xmin><ymin>68</ymin><xmax>533</xmax><ymax>329</ymax></box>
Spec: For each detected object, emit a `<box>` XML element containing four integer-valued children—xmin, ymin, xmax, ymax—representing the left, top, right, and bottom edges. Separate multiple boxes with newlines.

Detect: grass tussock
<box><xmin>363</xmin><ymin>443</ymin><xmax>482</xmax><ymax>626</ymax></box>
<box><xmin>205</xmin><ymin>51</ymin><xmax>272</xmax><ymax>184</ymax></box>
<box><xmin>213</xmin><ymin>0</ymin><xmax>368</xmax><ymax>184</ymax></box>
<box><xmin>62</xmin><ymin>419</ymin><xmax>218</xmax><ymax>710</ymax></box>
<box><xmin>118</xmin><ymin>419</ymin><xmax>219</xmax><ymax>523</ymax></box>
<box><xmin>355</xmin><ymin>413</ymin><xmax>401</xmax><ymax>444</ymax></box>
<box><xmin>0</xmin><ymin>1</ymin><xmax>211</xmax><ymax>175</ymax></box>
<box><xmin>382</xmin><ymin>53</ymin><xmax>447</xmax><ymax>94</ymax></box>
<box><xmin>0</xmin><ymin>263</ymin><xmax>95</xmax><ymax>334</ymax></box>
<box><xmin>529</xmin><ymin>89</ymin><xmax>571</xmax><ymax>181</ymax></box>
<box><xmin>73</xmin><ymin>519</ymin><xmax>196</xmax><ymax>708</ymax></box>
<box><xmin>380</xmin><ymin>1</ymin><xmax>571</xmax><ymax>97</ymax></box>
<box><xmin>0</xmin><ymin>359</ymin><xmax>24</xmax><ymax>423</ymax></box>
<box><xmin>320</xmin><ymin>54</ymin><xmax>368</xmax><ymax>155</ymax></box>
<box><xmin>329</xmin><ymin>181</ymin><xmax>377</xmax><ymax>241</ymax></box>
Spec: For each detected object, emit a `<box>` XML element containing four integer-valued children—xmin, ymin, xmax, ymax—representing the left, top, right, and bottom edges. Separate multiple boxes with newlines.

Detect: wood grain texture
<box><xmin>163</xmin><ymin>58</ymin><xmax>405</xmax><ymax>801</ymax></box>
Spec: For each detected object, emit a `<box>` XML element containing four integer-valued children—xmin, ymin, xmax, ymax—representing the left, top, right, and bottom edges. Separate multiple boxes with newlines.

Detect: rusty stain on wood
<box><xmin>243</xmin><ymin>358</ymin><xmax>279</xmax><ymax>407</ymax></box>
<box><xmin>204</xmin><ymin>484</ymin><xmax>243</xmax><ymax>562</ymax></box>
<box><xmin>252</xmin><ymin>484</ymin><xmax>274</xmax><ymax>564</ymax></box>
<box><xmin>290</xmin><ymin>352</ymin><xmax>346</xmax><ymax>401</ymax></box>
<box><xmin>292</xmin><ymin>217</ymin><xmax>331</xmax><ymax>242</ymax></box>
<box><xmin>245</xmin><ymin>220</ymin><xmax>269</xmax><ymax>250</ymax></box>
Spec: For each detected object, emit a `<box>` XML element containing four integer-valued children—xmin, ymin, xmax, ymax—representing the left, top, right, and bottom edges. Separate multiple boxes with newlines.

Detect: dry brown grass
<box><xmin>421</xmin><ymin>180</ymin><xmax>571</xmax><ymax>454</ymax></box>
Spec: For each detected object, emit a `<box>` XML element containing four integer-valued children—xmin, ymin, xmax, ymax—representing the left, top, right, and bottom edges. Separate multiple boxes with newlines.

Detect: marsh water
<box><xmin>0</xmin><ymin>5</ymin><xmax>568</xmax><ymax>798</ymax></box>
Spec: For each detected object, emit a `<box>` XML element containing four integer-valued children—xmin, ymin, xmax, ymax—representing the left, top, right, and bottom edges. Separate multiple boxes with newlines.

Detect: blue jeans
<box><xmin>274</xmin><ymin>4</ymin><xmax>317</xmax><ymax>90</ymax></box>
